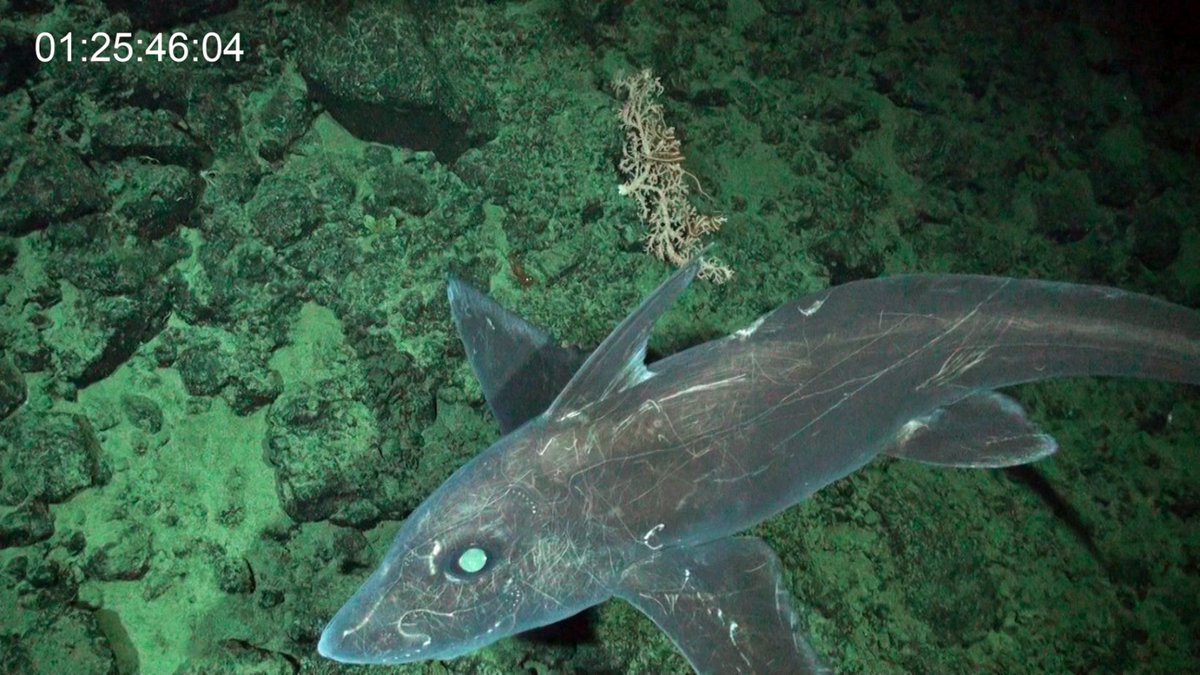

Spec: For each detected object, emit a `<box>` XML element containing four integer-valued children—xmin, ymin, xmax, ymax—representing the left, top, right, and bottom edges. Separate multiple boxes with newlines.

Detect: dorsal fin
<box><xmin>448</xmin><ymin>276</ymin><xmax>588</xmax><ymax>433</ymax></box>
<box><xmin>547</xmin><ymin>259</ymin><xmax>701</xmax><ymax>421</ymax></box>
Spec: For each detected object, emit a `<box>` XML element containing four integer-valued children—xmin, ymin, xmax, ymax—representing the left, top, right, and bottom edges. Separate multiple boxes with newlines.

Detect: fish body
<box><xmin>319</xmin><ymin>263</ymin><xmax>1199</xmax><ymax>673</ymax></box>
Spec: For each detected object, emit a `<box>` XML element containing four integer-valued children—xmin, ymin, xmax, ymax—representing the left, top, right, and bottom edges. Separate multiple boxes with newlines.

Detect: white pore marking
<box><xmin>344</xmin><ymin>614</ymin><xmax>372</xmax><ymax>637</ymax></box>
<box><xmin>395</xmin><ymin>611</ymin><xmax>434</xmax><ymax>647</ymax></box>
<box><xmin>729</xmin><ymin>620</ymin><xmax>740</xmax><ymax>643</ymax></box>
<box><xmin>798</xmin><ymin>298</ymin><xmax>824</xmax><ymax>316</ymax></box>
<box><xmin>424</xmin><ymin>540</ymin><xmax>442</xmax><ymax>576</ymax></box>
<box><xmin>641</xmin><ymin>523</ymin><xmax>665</xmax><ymax>550</ymax></box>
<box><xmin>343</xmin><ymin>571</ymin><xmax>400</xmax><ymax>638</ymax></box>
<box><xmin>733</xmin><ymin>316</ymin><xmax>765</xmax><ymax>339</ymax></box>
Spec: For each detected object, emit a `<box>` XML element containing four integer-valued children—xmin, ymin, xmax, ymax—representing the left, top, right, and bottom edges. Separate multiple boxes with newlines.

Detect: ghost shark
<box><xmin>318</xmin><ymin>259</ymin><xmax>1199</xmax><ymax>673</ymax></box>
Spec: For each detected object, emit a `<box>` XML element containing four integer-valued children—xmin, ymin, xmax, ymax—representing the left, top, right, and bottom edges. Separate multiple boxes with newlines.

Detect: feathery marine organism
<box><xmin>318</xmin><ymin>260</ymin><xmax>1199</xmax><ymax>674</ymax></box>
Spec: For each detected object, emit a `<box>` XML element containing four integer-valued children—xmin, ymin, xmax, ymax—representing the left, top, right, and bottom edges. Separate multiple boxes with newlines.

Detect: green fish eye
<box><xmin>457</xmin><ymin>547</ymin><xmax>487</xmax><ymax>574</ymax></box>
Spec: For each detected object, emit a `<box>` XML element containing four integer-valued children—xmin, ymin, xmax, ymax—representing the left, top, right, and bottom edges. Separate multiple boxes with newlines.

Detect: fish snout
<box><xmin>317</xmin><ymin>596</ymin><xmax>436</xmax><ymax>664</ymax></box>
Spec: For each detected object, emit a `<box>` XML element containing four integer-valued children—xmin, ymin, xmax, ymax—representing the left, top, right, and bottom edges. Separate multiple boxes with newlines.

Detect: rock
<box><xmin>0</xmin><ymin>412</ymin><xmax>108</xmax><ymax>505</ymax></box>
<box><xmin>121</xmin><ymin>394</ymin><xmax>163</xmax><ymax>434</ymax></box>
<box><xmin>0</xmin><ymin>358</ymin><xmax>25</xmax><ymax>420</ymax></box>
<box><xmin>0</xmin><ymin>500</ymin><xmax>54</xmax><ymax>548</ymax></box>
<box><xmin>112</xmin><ymin>162</ymin><xmax>203</xmax><ymax>239</ymax></box>
<box><xmin>13</xmin><ymin>609</ymin><xmax>117</xmax><ymax>674</ymax></box>
<box><xmin>1091</xmin><ymin>124</ymin><xmax>1152</xmax><ymax>208</ymax></box>
<box><xmin>92</xmin><ymin>108</ymin><xmax>208</xmax><ymax>168</ymax></box>
<box><xmin>246</xmin><ymin>77</ymin><xmax>313</xmax><ymax>163</ymax></box>
<box><xmin>1130</xmin><ymin>190</ymin><xmax>1189</xmax><ymax>271</ymax></box>
<box><xmin>263</xmin><ymin>382</ymin><xmax>380</xmax><ymax>522</ymax></box>
<box><xmin>1034</xmin><ymin>169</ymin><xmax>1104</xmax><ymax>244</ymax></box>
<box><xmin>101</xmin><ymin>0</ymin><xmax>236</xmax><ymax>30</ymax></box>
<box><xmin>214</xmin><ymin>554</ymin><xmax>254</xmax><ymax>594</ymax></box>
<box><xmin>44</xmin><ymin>214</ymin><xmax>186</xmax><ymax>297</ymax></box>
<box><xmin>176</xmin><ymin>343</ymin><xmax>232</xmax><ymax>397</ymax></box>
<box><xmin>297</xmin><ymin>4</ymin><xmax>496</xmax><ymax>163</ymax></box>
<box><xmin>70</xmin><ymin>285</ymin><xmax>173</xmax><ymax>387</ymax></box>
<box><xmin>175</xmin><ymin>637</ymin><xmax>294</xmax><ymax>675</ymax></box>
<box><xmin>85</xmin><ymin>523</ymin><xmax>152</xmax><ymax>581</ymax></box>
<box><xmin>226</xmin><ymin>368</ymin><xmax>282</xmax><ymax>415</ymax></box>
<box><xmin>364</xmin><ymin>161</ymin><xmax>433</xmax><ymax>217</ymax></box>
<box><xmin>0</xmin><ymin>139</ymin><xmax>107</xmax><ymax>235</ymax></box>
<box><xmin>247</xmin><ymin>176</ymin><xmax>324</xmax><ymax>248</ymax></box>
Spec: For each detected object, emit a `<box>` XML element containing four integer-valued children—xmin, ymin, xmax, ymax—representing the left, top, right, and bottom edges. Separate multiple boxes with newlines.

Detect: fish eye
<box><xmin>443</xmin><ymin>543</ymin><xmax>495</xmax><ymax>580</ymax></box>
<box><xmin>458</xmin><ymin>547</ymin><xmax>487</xmax><ymax>573</ymax></box>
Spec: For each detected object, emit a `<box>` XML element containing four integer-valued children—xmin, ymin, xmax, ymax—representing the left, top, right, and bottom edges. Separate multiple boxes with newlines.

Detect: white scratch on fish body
<box><xmin>659</xmin><ymin>375</ymin><xmax>748</xmax><ymax>403</ymax></box>
<box><xmin>734</xmin><ymin>316</ymin><xmax>765</xmax><ymax>339</ymax></box>
<box><xmin>642</xmin><ymin>523</ymin><xmax>665</xmax><ymax>550</ymax></box>
<box><xmin>799</xmin><ymin>298</ymin><xmax>824</xmax><ymax>316</ymax></box>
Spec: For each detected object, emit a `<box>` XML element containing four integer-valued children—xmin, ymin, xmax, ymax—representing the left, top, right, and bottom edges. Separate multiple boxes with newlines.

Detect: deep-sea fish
<box><xmin>318</xmin><ymin>260</ymin><xmax>1199</xmax><ymax>673</ymax></box>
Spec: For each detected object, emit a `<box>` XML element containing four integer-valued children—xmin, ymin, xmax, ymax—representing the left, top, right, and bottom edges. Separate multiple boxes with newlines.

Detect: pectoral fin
<box><xmin>886</xmin><ymin>391</ymin><xmax>1058</xmax><ymax>468</ymax></box>
<box><xmin>615</xmin><ymin>537</ymin><xmax>829</xmax><ymax>675</ymax></box>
